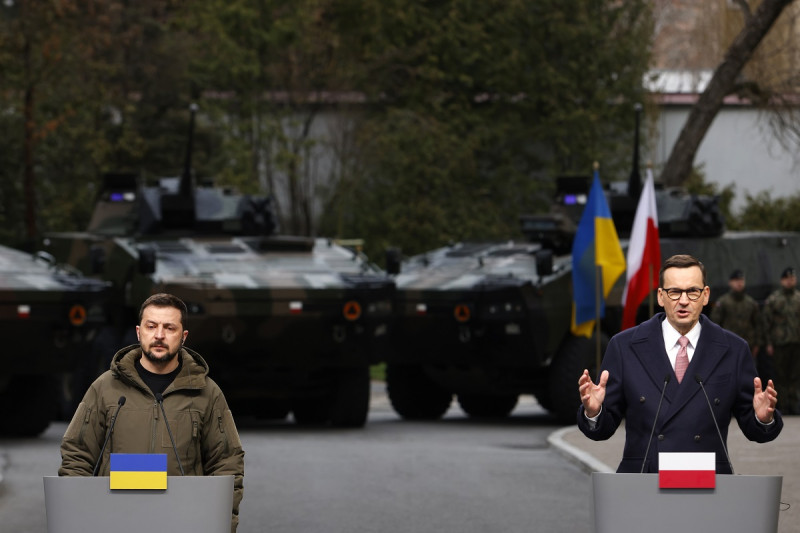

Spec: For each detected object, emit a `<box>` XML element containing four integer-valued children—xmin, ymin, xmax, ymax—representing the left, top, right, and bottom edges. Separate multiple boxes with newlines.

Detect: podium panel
<box><xmin>44</xmin><ymin>475</ymin><xmax>234</xmax><ymax>533</ymax></box>
<box><xmin>592</xmin><ymin>473</ymin><xmax>782</xmax><ymax>533</ymax></box>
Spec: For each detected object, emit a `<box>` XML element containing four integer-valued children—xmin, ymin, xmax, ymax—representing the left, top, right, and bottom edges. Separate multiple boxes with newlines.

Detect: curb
<box><xmin>547</xmin><ymin>426</ymin><xmax>614</xmax><ymax>475</ymax></box>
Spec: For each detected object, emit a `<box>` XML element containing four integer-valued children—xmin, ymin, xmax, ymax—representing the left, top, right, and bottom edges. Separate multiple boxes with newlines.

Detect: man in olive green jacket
<box><xmin>59</xmin><ymin>293</ymin><xmax>245</xmax><ymax>532</ymax></box>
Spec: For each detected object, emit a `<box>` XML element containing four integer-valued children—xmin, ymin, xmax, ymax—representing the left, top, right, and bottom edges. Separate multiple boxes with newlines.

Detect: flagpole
<box><xmin>647</xmin><ymin>162</ymin><xmax>656</xmax><ymax>320</ymax></box>
<box><xmin>648</xmin><ymin>263</ymin><xmax>654</xmax><ymax>318</ymax></box>
<box><xmin>593</xmin><ymin>160</ymin><xmax>602</xmax><ymax>372</ymax></box>
<box><xmin>595</xmin><ymin>264</ymin><xmax>601</xmax><ymax>372</ymax></box>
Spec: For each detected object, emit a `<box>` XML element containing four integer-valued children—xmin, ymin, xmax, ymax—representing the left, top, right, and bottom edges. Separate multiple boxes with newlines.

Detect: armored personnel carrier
<box><xmin>42</xmin><ymin>109</ymin><xmax>394</xmax><ymax>428</ymax></box>
<box><xmin>384</xmin><ymin>175</ymin><xmax>800</xmax><ymax>424</ymax></box>
<box><xmin>0</xmin><ymin>245</ymin><xmax>109</xmax><ymax>436</ymax></box>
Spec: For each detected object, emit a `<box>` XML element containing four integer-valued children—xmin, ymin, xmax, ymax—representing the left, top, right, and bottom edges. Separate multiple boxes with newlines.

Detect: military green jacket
<box><xmin>59</xmin><ymin>345</ymin><xmax>244</xmax><ymax>532</ymax></box>
<box><xmin>763</xmin><ymin>288</ymin><xmax>800</xmax><ymax>346</ymax></box>
<box><xmin>710</xmin><ymin>290</ymin><xmax>763</xmax><ymax>349</ymax></box>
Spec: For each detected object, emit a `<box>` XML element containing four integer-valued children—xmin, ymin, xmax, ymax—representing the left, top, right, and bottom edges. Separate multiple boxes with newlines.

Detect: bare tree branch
<box><xmin>733</xmin><ymin>0</ymin><xmax>754</xmax><ymax>21</ymax></box>
<box><xmin>659</xmin><ymin>0</ymin><xmax>795</xmax><ymax>187</ymax></box>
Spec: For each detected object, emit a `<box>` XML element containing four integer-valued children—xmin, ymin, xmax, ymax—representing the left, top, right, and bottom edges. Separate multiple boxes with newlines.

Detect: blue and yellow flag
<box><xmin>110</xmin><ymin>453</ymin><xmax>168</xmax><ymax>490</ymax></box>
<box><xmin>571</xmin><ymin>169</ymin><xmax>626</xmax><ymax>338</ymax></box>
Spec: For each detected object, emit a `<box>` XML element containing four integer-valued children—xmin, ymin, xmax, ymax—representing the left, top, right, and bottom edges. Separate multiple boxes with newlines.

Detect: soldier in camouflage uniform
<box><xmin>711</xmin><ymin>269</ymin><xmax>762</xmax><ymax>353</ymax></box>
<box><xmin>764</xmin><ymin>267</ymin><xmax>800</xmax><ymax>414</ymax></box>
<box><xmin>711</xmin><ymin>269</ymin><xmax>766</xmax><ymax>374</ymax></box>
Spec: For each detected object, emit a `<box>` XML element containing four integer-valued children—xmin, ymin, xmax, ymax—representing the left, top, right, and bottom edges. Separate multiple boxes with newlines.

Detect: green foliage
<box><xmin>734</xmin><ymin>191</ymin><xmax>800</xmax><ymax>231</ymax></box>
<box><xmin>0</xmin><ymin>0</ymin><xmax>208</xmax><ymax>245</ymax></box>
<box><xmin>322</xmin><ymin>0</ymin><xmax>654</xmax><ymax>257</ymax></box>
<box><xmin>370</xmin><ymin>362</ymin><xmax>386</xmax><ymax>382</ymax></box>
<box><xmin>681</xmin><ymin>165</ymin><xmax>800</xmax><ymax>233</ymax></box>
<box><xmin>186</xmin><ymin>0</ymin><xmax>356</xmax><ymax>234</ymax></box>
<box><xmin>0</xmin><ymin>0</ymin><xmax>655</xmax><ymax>261</ymax></box>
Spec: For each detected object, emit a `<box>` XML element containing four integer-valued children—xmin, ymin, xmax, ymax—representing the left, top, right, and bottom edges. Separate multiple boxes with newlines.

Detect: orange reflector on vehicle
<box><xmin>69</xmin><ymin>304</ymin><xmax>87</xmax><ymax>326</ymax></box>
<box><xmin>17</xmin><ymin>305</ymin><xmax>30</xmax><ymax>319</ymax></box>
<box><xmin>343</xmin><ymin>301</ymin><xmax>362</xmax><ymax>321</ymax></box>
<box><xmin>454</xmin><ymin>304</ymin><xmax>471</xmax><ymax>322</ymax></box>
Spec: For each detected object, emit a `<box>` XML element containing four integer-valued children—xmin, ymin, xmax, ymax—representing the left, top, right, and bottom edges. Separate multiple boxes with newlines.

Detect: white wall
<box><xmin>651</xmin><ymin>104</ymin><xmax>800</xmax><ymax>212</ymax></box>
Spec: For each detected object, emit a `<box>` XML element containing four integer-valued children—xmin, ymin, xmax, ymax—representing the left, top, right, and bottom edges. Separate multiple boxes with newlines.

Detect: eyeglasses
<box><xmin>661</xmin><ymin>287</ymin><xmax>705</xmax><ymax>301</ymax></box>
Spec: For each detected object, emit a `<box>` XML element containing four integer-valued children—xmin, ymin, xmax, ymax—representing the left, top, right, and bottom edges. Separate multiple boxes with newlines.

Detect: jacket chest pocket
<box><xmin>160</xmin><ymin>410</ymin><xmax>201</xmax><ymax>474</ymax></box>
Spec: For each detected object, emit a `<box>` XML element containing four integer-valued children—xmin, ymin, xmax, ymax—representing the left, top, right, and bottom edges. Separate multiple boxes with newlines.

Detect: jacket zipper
<box><xmin>151</xmin><ymin>402</ymin><xmax>159</xmax><ymax>453</ymax></box>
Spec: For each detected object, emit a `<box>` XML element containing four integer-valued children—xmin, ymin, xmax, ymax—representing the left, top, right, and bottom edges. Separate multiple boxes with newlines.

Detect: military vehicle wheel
<box><xmin>1</xmin><ymin>377</ymin><xmax>58</xmax><ymax>436</ymax></box>
<box><xmin>457</xmin><ymin>393</ymin><xmax>518</xmax><ymax>418</ymax></box>
<box><xmin>292</xmin><ymin>398</ymin><xmax>329</xmax><ymax>426</ymax></box>
<box><xmin>329</xmin><ymin>366</ymin><xmax>370</xmax><ymax>428</ymax></box>
<box><xmin>531</xmin><ymin>386</ymin><xmax>554</xmax><ymax>413</ymax></box>
<box><xmin>547</xmin><ymin>334</ymin><xmax>605</xmax><ymax>424</ymax></box>
<box><xmin>386</xmin><ymin>364</ymin><xmax>452</xmax><ymax>420</ymax></box>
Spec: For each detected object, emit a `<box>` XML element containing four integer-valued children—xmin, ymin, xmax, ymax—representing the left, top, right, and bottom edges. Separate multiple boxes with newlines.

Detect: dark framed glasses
<box><xmin>661</xmin><ymin>287</ymin><xmax>705</xmax><ymax>301</ymax></box>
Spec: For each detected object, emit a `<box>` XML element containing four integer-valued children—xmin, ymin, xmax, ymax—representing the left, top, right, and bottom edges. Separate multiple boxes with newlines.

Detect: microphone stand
<box><xmin>695</xmin><ymin>375</ymin><xmax>734</xmax><ymax>474</ymax></box>
<box><xmin>155</xmin><ymin>392</ymin><xmax>185</xmax><ymax>476</ymax></box>
<box><xmin>641</xmin><ymin>375</ymin><xmax>671</xmax><ymax>473</ymax></box>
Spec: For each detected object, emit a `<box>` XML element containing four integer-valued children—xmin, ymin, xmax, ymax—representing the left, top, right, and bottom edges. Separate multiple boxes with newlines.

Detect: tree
<box><xmin>734</xmin><ymin>191</ymin><xmax>800</xmax><ymax>231</ymax></box>
<box><xmin>187</xmin><ymin>0</ymin><xmax>356</xmax><ymax>236</ymax></box>
<box><xmin>659</xmin><ymin>0</ymin><xmax>796</xmax><ymax>187</ymax></box>
<box><xmin>0</xmin><ymin>0</ymin><xmax>89</xmax><ymax>244</ymax></box>
<box><xmin>322</xmin><ymin>0</ymin><xmax>654</xmax><ymax>258</ymax></box>
<box><xmin>0</xmin><ymin>0</ymin><xmax>204</xmax><ymax>247</ymax></box>
<box><xmin>0</xmin><ymin>0</ymin><xmax>656</xmax><ymax>258</ymax></box>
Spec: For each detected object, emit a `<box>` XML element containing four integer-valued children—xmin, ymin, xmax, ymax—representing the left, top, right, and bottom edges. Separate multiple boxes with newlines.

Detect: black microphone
<box><xmin>93</xmin><ymin>396</ymin><xmax>126</xmax><ymax>476</ymax></box>
<box><xmin>695</xmin><ymin>374</ymin><xmax>734</xmax><ymax>474</ymax></box>
<box><xmin>641</xmin><ymin>374</ymin><xmax>671</xmax><ymax>473</ymax></box>
<box><xmin>155</xmin><ymin>392</ymin><xmax>185</xmax><ymax>476</ymax></box>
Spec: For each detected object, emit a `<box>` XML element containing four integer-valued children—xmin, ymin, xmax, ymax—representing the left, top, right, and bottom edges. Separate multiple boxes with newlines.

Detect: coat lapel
<box><xmin>629</xmin><ymin>314</ymin><xmax>673</xmax><ymax>392</ymax></box>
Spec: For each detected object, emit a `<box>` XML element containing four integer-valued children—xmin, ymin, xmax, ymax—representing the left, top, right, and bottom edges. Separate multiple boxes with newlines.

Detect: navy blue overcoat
<box><xmin>577</xmin><ymin>313</ymin><xmax>783</xmax><ymax>474</ymax></box>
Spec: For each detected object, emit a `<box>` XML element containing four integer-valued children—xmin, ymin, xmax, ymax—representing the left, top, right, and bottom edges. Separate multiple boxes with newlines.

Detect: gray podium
<box><xmin>44</xmin><ymin>475</ymin><xmax>234</xmax><ymax>533</ymax></box>
<box><xmin>592</xmin><ymin>472</ymin><xmax>782</xmax><ymax>533</ymax></box>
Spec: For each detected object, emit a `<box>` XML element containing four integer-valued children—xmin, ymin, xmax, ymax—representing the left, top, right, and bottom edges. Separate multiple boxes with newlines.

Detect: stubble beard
<box><xmin>142</xmin><ymin>342</ymin><xmax>180</xmax><ymax>368</ymax></box>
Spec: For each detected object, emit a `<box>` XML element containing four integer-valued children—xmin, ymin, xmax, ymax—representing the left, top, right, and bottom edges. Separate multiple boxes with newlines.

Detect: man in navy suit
<box><xmin>577</xmin><ymin>254</ymin><xmax>782</xmax><ymax>474</ymax></box>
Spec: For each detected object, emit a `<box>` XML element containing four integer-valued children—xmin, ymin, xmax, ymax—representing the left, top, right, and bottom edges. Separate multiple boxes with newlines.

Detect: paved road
<box><xmin>1</xmin><ymin>391</ymin><xmax>591</xmax><ymax>533</ymax></box>
<box><xmin>6</xmin><ymin>383</ymin><xmax>794</xmax><ymax>532</ymax></box>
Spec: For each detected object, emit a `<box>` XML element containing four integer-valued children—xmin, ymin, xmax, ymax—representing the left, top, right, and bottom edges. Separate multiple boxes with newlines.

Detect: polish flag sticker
<box><xmin>658</xmin><ymin>452</ymin><xmax>716</xmax><ymax>489</ymax></box>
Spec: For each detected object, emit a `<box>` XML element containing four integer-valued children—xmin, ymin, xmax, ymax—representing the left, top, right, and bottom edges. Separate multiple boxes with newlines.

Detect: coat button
<box><xmin>658</xmin><ymin>434</ymin><xmax>665</xmax><ymax>441</ymax></box>
<box><xmin>694</xmin><ymin>435</ymin><xmax>701</xmax><ymax>442</ymax></box>
<box><xmin>639</xmin><ymin>396</ymin><xmax>646</xmax><ymax>403</ymax></box>
<box><xmin>714</xmin><ymin>398</ymin><xmax>720</xmax><ymax>405</ymax></box>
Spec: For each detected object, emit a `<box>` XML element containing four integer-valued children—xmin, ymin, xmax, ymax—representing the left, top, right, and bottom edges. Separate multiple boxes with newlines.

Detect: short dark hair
<box><xmin>659</xmin><ymin>254</ymin><xmax>706</xmax><ymax>287</ymax></box>
<box><xmin>138</xmin><ymin>293</ymin><xmax>188</xmax><ymax>328</ymax></box>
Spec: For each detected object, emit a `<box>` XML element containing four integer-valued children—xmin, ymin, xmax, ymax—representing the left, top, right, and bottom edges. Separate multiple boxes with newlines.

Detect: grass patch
<box><xmin>370</xmin><ymin>362</ymin><xmax>386</xmax><ymax>382</ymax></box>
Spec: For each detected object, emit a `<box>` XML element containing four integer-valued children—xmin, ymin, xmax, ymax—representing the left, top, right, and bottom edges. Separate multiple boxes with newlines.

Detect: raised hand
<box><xmin>578</xmin><ymin>369</ymin><xmax>609</xmax><ymax>418</ymax></box>
<box><xmin>753</xmin><ymin>377</ymin><xmax>777</xmax><ymax>424</ymax></box>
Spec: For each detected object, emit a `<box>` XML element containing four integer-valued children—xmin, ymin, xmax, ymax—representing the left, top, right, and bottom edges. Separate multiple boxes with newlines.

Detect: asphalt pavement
<box><xmin>5</xmin><ymin>385</ymin><xmax>797</xmax><ymax>530</ymax></box>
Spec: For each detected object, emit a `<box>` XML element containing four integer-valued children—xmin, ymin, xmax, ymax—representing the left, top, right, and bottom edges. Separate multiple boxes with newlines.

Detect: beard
<box><xmin>142</xmin><ymin>342</ymin><xmax>180</xmax><ymax>367</ymax></box>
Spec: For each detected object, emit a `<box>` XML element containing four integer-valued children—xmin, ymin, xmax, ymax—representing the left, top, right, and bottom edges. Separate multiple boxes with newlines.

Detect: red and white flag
<box><xmin>659</xmin><ymin>452</ymin><xmax>716</xmax><ymax>488</ymax></box>
<box><xmin>621</xmin><ymin>168</ymin><xmax>661</xmax><ymax>330</ymax></box>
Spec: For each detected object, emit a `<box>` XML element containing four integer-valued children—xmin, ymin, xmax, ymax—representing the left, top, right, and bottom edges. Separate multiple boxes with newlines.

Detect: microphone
<box><xmin>641</xmin><ymin>374</ymin><xmax>671</xmax><ymax>473</ymax></box>
<box><xmin>695</xmin><ymin>375</ymin><xmax>734</xmax><ymax>474</ymax></box>
<box><xmin>155</xmin><ymin>392</ymin><xmax>185</xmax><ymax>476</ymax></box>
<box><xmin>93</xmin><ymin>396</ymin><xmax>126</xmax><ymax>476</ymax></box>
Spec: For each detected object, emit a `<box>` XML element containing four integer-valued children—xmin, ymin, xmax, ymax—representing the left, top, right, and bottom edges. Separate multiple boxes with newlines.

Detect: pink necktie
<box><xmin>675</xmin><ymin>335</ymin><xmax>689</xmax><ymax>383</ymax></box>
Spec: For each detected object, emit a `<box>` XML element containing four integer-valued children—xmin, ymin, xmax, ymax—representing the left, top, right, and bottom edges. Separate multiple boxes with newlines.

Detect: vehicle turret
<box><xmin>43</xmin><ymin>105</ymin><xmax>393</xmax><ymax>428</ymax></box>
<box><xmin>385</xmin><ymin>170</ymin><xmax>797</xmax><ymax>424</ymax></box>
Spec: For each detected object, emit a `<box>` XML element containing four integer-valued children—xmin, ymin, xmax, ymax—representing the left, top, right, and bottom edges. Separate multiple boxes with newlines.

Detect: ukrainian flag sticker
<box><xmin>110</xmin><ymin>453</ymin><xmax>168</xmax><ymax>490</ymax></box>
